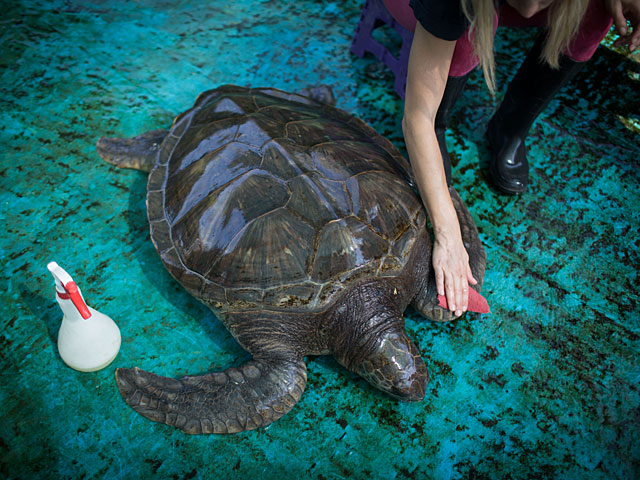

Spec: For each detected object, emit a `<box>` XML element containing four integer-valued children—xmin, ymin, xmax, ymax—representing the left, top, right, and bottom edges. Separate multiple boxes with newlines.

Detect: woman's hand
<box><xmin>432</xmin><ymin>226</ymin><xmax>477</xmax><ymax>316</ymax></box>
<box><xmin>605</xmin><ymin>0</ymin><xmax>640</xmax><ymax>51</ymax></box>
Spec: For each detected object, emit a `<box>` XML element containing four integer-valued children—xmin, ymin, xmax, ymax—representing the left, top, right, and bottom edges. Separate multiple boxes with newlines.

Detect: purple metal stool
<box><xmin>350</xmin><ymin>0</ymin><xmax>414</xmax><ymax>98</ymax></box>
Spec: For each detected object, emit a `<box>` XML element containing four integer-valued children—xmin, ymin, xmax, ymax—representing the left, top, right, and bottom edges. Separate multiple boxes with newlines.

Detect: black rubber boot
<box><xmin>435</xmin><ymin>73</ymin><xmax>470</xmax><ymax>186</ymax></box>
<box><xmin>487</xmin><ymin>34</ymin><xmax>586</xmax><ymax>194</ymax></box>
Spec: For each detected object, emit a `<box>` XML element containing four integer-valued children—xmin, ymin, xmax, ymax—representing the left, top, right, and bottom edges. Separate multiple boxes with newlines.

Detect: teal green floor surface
<box><xmin>1</xmin><ymin>1</ymin><xmax>639</xmax><ymax>479</ymax></box>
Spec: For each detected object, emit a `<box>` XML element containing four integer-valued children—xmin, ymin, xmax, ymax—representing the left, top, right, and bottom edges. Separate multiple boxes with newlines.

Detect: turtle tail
<box><xmin>115</xmin><ymin>358</ymin><xmax>307</xmax><ymax>434</ymax></box>
<box><xmin>96</xmin><ymin>129</ymin><xmax>169</xmax><ymax>172</ymax></box>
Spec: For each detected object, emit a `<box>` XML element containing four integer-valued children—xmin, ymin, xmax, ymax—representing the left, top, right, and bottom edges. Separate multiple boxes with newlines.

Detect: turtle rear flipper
<box><xmin>96</xmin><ymin>129</ymin><xmax>169</xmax><ymax>172</ymax></box>
<box><xmin>297</xmin><ymin>84</ymin><xmax>336</xmax><ymax>106</ymax></box>
<box><xmin>115</xmin><ymin>358</ymin><xmax>307</xmax><ymax>434</ymax></box>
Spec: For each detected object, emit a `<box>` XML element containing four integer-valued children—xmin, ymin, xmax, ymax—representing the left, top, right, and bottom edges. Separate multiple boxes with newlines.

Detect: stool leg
<box><xmin>393</xmin><ymin>29</ymin><xmax>414</xmax><ymax>98</ymax></box>
<box><xmin>350</xmin><ymin>0</ymin><xmax>379</xmax><ymax>58</ymax></box>
<box><xmin>350</xmin><ymin>0</ymin><xmax>414</xmax><ymax>99</ymax></box>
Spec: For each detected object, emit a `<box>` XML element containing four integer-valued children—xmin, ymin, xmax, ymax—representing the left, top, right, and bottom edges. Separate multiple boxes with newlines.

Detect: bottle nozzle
<box><xmin>47</xmin><ymin>262</ymin><xmax>92</xmax><ymax>319</ymax></box>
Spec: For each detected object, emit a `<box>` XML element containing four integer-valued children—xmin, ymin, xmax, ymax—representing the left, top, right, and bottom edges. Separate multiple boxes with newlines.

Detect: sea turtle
<box><xmin>97</xmin><ymin>84</ymin><xmax>486</xmax><ymax>434</ymax></box>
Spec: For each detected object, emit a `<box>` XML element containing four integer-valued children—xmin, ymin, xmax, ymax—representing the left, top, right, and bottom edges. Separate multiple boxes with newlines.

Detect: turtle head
<box><xmin>330</xmin><ymin>284</ymin><xmax>429</xmax><ymax>401</ymax></box>
<box><xmin>355</xmin><ymin>329</ymin><xmax>428</xmax><ymax>401</ymax></box>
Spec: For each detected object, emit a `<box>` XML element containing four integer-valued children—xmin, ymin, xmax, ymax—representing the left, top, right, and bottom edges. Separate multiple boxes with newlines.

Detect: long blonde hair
<box><xmin>461</xmin><ymin>0</ymin><xmax>591</xmax><ymax>94</ymax></box>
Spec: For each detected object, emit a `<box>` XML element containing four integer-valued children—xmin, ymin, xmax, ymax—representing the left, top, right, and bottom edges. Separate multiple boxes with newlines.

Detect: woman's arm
<box><xmin>402</xmin><ymin>22</ymin><xmax>477</xmax><ymax>316</ymax></box>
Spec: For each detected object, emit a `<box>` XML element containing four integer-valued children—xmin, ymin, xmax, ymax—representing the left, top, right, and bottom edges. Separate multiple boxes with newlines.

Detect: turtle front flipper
<box><xmin>412</xmin><ymin>186</ymin><xmax>487</xmax><ymax>322</ymax></box>
<box><xmin>96</xmin><ymin>129</ymin><xmax>169</xmax><ymax>172</ymax></box>
<box><xmin>115</xmin><ymin>358</ymin><xmax>307</xmax><ymax>434</ymax></box>
<box><xmin>449</xmin><ymin>186</ymin><xmax>486</xmax><ymax>291</ymax></box>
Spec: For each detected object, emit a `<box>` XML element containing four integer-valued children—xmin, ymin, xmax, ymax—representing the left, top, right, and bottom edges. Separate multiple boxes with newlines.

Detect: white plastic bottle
<box><xmin>47</xmin><ymin>262</ymin><xmax>121</xmax><ymax>372</ymax></box>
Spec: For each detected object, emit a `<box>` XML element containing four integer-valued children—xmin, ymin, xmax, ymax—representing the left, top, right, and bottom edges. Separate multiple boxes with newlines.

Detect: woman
<box><xmin>401</xmin><ymin>0</ymin><xmax>640</xmax><ymax>316</ymax></box>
